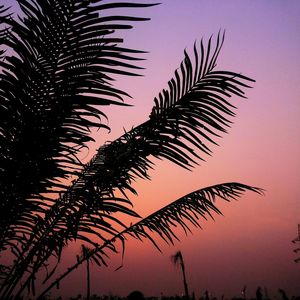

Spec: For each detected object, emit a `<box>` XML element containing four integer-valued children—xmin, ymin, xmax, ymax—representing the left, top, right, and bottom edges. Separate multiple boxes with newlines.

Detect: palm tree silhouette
<box><xmin>0</xmin><ymin>1</ymin><xmax>263</xmax><ymax>299</ymax></box>
<box><xmin>171</xmin><ymin>251</ymin><xmax>190</xmax><ymax>299</ymax></box>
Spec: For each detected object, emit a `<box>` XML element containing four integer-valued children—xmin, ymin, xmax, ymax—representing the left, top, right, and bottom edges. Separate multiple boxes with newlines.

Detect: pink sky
<box><xmin>3</xmin><ymin>0</ymin><xmax>300</xmax><ymax>298</ymax></box>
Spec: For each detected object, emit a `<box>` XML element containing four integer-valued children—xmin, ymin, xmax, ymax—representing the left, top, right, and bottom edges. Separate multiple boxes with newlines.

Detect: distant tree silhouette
<box><xmin>264</xmin><ymin>287</ymin><xmax>270</xmax><ymax>300</ymax></box>
<box><xmin>171</xmin><ymin>251</ymin><xmax>190</xmax><ymax>299</ymax></box>
<box><xmin>279</xmin><ymin>289</ymin><xmax>289</xmax><ymax>300</ymax></box>
<box><xmin>204</xmin><ymin>290</ymin><xmax>210</xmax><ymax>300</ymax></box>
<box><xmin>0</xmin><ymin>1</ymin><xmax>263</xmax><ymax>299</ymax></box>
<box><xmin>256</xmin><ymin>287</ymin><xmax>263</xmax><ymax>300</ymax></box>
<box><xmin>79</xmin><ymin>245</ymin><xmax>93</xmax><ymax>300</ymax></box>
<box><xmin>242</xmin><ymin>286</ymin><xmax>247</xmax><ymax>300</ymax></box>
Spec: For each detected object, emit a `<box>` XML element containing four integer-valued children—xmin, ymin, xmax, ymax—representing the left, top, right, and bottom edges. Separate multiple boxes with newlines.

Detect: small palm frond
<box><xmin>0</xmin><ymin>0</ymin><xmax>156</xmax><ymax>248</ymax></box>
<box><xmin>148</xmin><ymin>33</ymin><xmax>253</xmax><ymax>168</ymax></box>
<box><xmin>37</xmin><ymin>182</ymin><xmax>263</xmax><ymax>298</ymax></box>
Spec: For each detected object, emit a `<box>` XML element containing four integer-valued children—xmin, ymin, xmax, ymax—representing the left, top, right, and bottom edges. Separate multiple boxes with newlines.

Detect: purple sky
<box><xmin>2</xmin><ymin>1</ymin><xmax>300</xmax><ymax>299</ymax></box>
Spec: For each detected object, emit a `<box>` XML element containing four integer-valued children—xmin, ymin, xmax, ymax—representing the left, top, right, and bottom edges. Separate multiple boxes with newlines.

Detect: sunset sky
<box><xmin>3</xmin><ymin>0</ymin><xmax>300</xmax><ymax>299</ymax></box>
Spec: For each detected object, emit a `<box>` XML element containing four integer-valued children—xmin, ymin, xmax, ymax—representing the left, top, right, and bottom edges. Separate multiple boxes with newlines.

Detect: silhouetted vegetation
<box><xmin>171</xmin><ymin>251</ymin><xmax>190</xmax><ymax>299</ymax></box>
<box><xmin>0</xmin><ymin>1</ymin><xmax>263</xmax><ymax>299</ymax></box>
<box><xmin>292</xmin><ymin>224</ymin><xmax>300</xmax><ymax>263</ymax></box>
<box><xmin>15</xmin><ymin>287</ymin><xmax>300</xmax><ymax>300</ymax></box>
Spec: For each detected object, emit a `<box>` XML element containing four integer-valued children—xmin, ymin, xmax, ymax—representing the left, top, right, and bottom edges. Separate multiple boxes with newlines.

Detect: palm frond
<box><xmin>1</xmin><ymin>31</ymin><xmax>257</xmax><ymax>299</ymax></box>
<box><xmin>123</xmin><ymin>183</ymin><xmax>263</xmax><ymax>247</ymax></box>
<box><xmin>0</xmin><ymin>34</ymin><xmax>256</xmax><ymax>297</ymax></box>
<box><xmin>37</xmin><ymin>182</ymin><xmax>263</xmax><ymax>298</ymax></box>
<box><xmin>69</xmin><ymin>32</ymin><xmax>254</xmax><ymax>207</ymax></box>
<box><xmin>0</xmin><ymin>0</ymin><xmax>155</xmax><ymax>248</ymax></box>
<box><xmin>0</xmin><ymin>5</ymin><xmax>10</xmax><ymax>59</ymax></box>
<box><xmin>0</xmin><ymin>1</ymin><xmax>157</xmax><ymax>298</ymax></box>
<box><xmin>46</xmin><ymin>32</ymin><xmax>255</xmax><ymax>244</ymax></box>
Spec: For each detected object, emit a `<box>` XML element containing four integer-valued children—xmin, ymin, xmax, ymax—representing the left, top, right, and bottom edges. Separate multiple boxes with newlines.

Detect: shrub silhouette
<box><xmin>127</xmin><ymin>290</ymin><xmax>145</xmax><ymax>300</ymax></box>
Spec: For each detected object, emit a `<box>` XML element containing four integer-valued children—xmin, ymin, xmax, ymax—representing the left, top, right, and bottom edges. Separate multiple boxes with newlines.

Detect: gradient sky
<box><xmin>3</xmin><ymin>0</ymin><xmax>300</xmax><ymax>299</ymax></box>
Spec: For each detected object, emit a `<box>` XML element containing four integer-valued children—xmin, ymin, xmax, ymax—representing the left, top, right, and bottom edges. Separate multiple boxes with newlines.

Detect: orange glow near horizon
<box><xmin>2</xmin><ymin>0</ymin><xmax>300</xmax><ymax>298</ymax></box>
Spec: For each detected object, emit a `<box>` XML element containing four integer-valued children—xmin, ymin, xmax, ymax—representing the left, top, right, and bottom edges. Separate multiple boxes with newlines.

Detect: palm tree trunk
<box><xmin>180</xmin><ymin>256</ymin><xmax>189</xmax><ymax>299</ymax></box>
